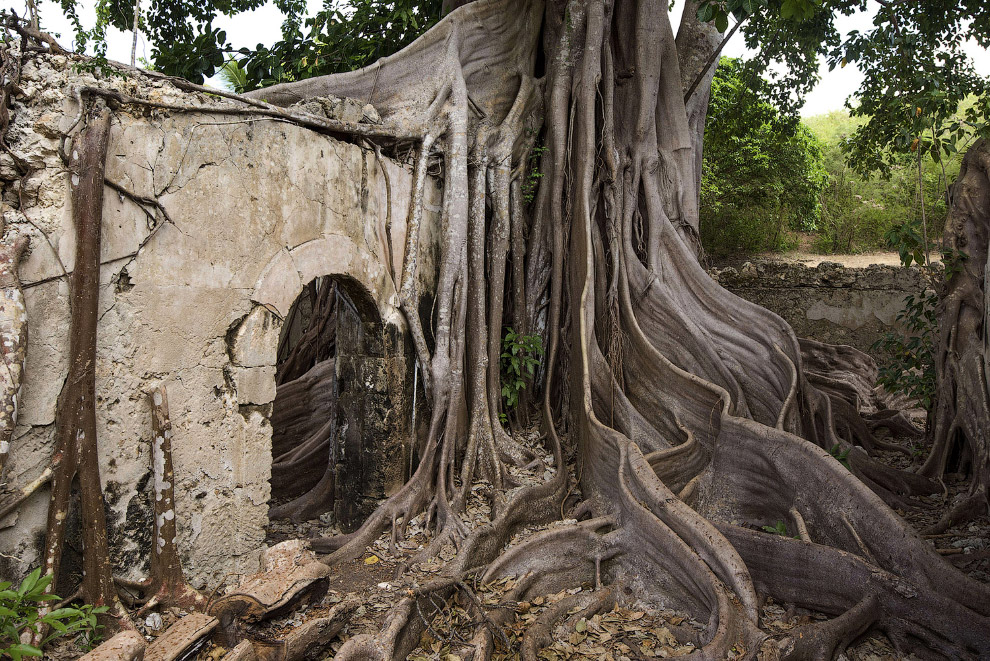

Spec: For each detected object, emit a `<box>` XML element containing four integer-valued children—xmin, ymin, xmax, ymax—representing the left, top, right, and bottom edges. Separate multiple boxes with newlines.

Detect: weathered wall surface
<box><xmin>0</xmin><ymin>53</ymin><xmax>440</xmax><ymax>586</ymax></box>
<box><xmin>710</xmin><ymin>260</ymin><xmax>931</xmax><ymax>358</ymax></box>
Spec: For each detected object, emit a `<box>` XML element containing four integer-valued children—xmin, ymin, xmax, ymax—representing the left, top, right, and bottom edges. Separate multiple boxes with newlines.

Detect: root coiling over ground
<box><xmin>245</xmin><ymin>1</ymin><xmax>990</xmax><ymax>658</ymax></box>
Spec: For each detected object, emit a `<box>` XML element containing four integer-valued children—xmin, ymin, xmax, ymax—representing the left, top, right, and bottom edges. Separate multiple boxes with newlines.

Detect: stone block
<box><xmin>234</xmin><ymin>366</ymin><xmax>277</xmax><ymax>405</ymax></box>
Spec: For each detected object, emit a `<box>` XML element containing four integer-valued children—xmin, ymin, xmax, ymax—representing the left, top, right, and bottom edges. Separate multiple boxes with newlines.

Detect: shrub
<box><xmin>700</xmin><ymin>58</ymin><xmax>827</xmax><ymax>259</ymax></box>
<box><xmin>0</xmin><ymin>569</ymin><xmax>107</xmax><ymax>660</ymax></box>
<box><xmin>500</xmin><ymin>328</ymin><xmax>543</xmax><ymax>422</ymax></box>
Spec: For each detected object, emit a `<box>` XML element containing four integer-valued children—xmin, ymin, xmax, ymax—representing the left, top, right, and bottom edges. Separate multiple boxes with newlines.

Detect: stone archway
<box><xmin>230</xmin><ymin>269</ymin><xmax>414</xmax><ymax>535</ymax></box>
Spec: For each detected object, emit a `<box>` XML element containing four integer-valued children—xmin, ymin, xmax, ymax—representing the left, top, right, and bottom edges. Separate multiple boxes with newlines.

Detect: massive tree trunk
<box><xmin>925</xmin><ymin>138</ymin><xmax>990</xmax><ymax>532</ymax></box>
<box><xmin>240</xmin><ymin>1</ymin><xmax>989</xmax><ymax>657</ymax></box>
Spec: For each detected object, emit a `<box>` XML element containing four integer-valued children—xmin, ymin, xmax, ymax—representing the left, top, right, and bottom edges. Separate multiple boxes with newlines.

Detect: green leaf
<box><xmin>17</xmin><ymin>569</ymin><xmax>41</xmax><ymax>596</ymax></box>
<box><xmin>715</xmin><ymin>12</ymin><xmax>728</xmax><ymax>33</ymax></box>
<box><xmin>46</xmin><ymin>608</ymin><xmax>82</xmax><ymax>620</ymax></box>
<box><xmin>8</xmin><ymin>644</ymin><xmax>43</xmax><ymax>658</ymax></box>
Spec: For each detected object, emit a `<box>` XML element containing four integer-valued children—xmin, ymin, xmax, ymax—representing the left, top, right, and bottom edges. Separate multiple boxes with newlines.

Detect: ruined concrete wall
<box><xmin>0</xmin><ymin>53</ymin><xmax>440</xmax><ymax>586</ymax></box>
<box><xmin>710</xmin><ymin>260</ymin><xmax>931</xmax><ymax>359</ymax></box>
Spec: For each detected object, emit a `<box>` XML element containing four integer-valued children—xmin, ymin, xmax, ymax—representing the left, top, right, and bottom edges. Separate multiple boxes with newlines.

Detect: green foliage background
<box><xmin>700</xmin><ymin>58</ymin><xmax>981</xmax><ymax>260</ymax></box>
<box><xmin>233</xmin><ymin>0</ymin><xmax>442</xmax><ymax>91</ymax></box>
<box><xmin>699</xmin><ymin>57</ymin><xmax>827</xmax><ymax>258</ymax></box>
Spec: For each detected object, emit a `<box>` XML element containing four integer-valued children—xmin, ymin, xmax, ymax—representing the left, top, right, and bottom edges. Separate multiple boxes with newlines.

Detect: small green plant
<box><xmin>500</xmin><ymin>328</ymin><xmax>543</xmax><ymax>421</ymax></box>
<box><xmin>1</xmin><ymin>569</ymin><xmax>107</xmax><ymax>660</ymax></box>
<box><xmin>873</xmin><ymin>290</ymin><xmax>938</xmax><ymax>410</ymax></box>
<box><xmin>829</xmin><ymin>443</ymin><xmax>851</xmax><ymax>469</ymax></box>
<box><xmin>761</xmin><ymin>520</ymin><xmax>800</xmax><ymax>539</ymax></box>
<box><xmin>761</xmin><ymin>520</ymin><xmax>789</xmax><ymax>536</ymax></box>
<box><xmin>870</xmin><ymin>222</ymin><xmax>954</xmax><ymax>412</ymax></box>
<box><xmin>521</xmin><ymin>144</ymin><xmax>547</xmax><ymax>204</ymax></box>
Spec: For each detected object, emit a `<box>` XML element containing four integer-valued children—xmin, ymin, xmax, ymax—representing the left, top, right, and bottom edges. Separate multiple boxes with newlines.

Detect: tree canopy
<box><xmin>699</xmin><ymin>56</ymin><xmax>827</xmax><ymax>256</ymax></box>
<box><xmin>2</xmin><ymin>0</ymin><xmax>989</xmax><ymax>658</ymax></box>
<box><xmin>51</xmin><ymin>0</ymin><xmax>442</xmax><ymax>85</ymax></box>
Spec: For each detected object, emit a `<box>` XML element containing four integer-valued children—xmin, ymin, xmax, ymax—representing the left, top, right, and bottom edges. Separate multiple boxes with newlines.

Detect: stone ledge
<box><xmin>708</xmin><ymin>259</ymin><xmax>935</xmax><ymax>291</ymax></box>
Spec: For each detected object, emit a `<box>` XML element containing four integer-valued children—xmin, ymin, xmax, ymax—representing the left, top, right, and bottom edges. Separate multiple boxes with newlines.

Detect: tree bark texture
<box><xmin>925</xmin><ymin>138</ymin><xmax>990</xmax><ymax>531</ymax></box>
<box><xmin>42</xmin><ymin>102</ymin><xmax>123</xmax><ymax>622</ymax></box>
<box><xmin>243</xmin><ymin>1</ymin><xmax>990</xmax><ymax>657</ymax></box>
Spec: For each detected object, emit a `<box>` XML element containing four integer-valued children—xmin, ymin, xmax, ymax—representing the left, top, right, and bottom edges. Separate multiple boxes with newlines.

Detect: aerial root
<box><xmin>789</xmin><ymin>507</ymin><xmax>811</xmax><ymax>543</ymax></box>
<box><xmin>864</xmin><ymin>409</ymin><xmax>923</xmax><ymax>440</ymax></box>
<box><xmin>846</xmin><ymin>448</ymin><xmax>938</xmax><ymax>499</ymax></box>
<box><xmin>721</xmin><ymin>522</ymin><xmax>990</xmax><ymax>656</ymax></box>
<box><xmin>269</xmin><ymin>467</ymin><xmax>335</xmax><ymax>522</ymax></box>
<box><xmin>480</xmin><ymin>517</ymin><xmax>614</xmax><ymax>586</ymax></box>
<box><xmin>400</xmin><ymin>513</ymin><xmax>470</xmax><ymax>574</ymax></box>
<box><xmin>334</xmin><ymin>599</ymin><xmax>417</xmax><ymax>661</ymax></box>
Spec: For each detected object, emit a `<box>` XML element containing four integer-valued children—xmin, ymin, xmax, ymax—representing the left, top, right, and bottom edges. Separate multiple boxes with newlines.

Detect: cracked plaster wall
<box><xmin>0</xmin><ymin>53</ymin><xmax>441</xmax><ymax>586</ymax></box>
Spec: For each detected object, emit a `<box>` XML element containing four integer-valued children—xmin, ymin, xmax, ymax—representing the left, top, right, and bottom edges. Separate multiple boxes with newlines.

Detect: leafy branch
<box><xmin>499</xmin><ymin>328</ymin><xmax>543</xmax><ymax>423</ymax></box>
<box><xmin>0</xmin><ymin>569</ymin><xmax>107</xmax><ymax>660</ymax></box>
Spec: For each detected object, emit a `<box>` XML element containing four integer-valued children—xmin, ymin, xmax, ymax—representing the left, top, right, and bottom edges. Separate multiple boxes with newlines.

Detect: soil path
<box><xmin>768</xmin><ymin>250</ymin><xmax>908</xmax><ymax>268</ymax></box>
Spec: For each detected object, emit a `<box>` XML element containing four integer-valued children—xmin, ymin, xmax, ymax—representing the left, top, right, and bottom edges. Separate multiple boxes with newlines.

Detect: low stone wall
<box><xmin>709</xmin><ymin>260</ymin><xmax>932</xmax><ymax>359</ymax></box>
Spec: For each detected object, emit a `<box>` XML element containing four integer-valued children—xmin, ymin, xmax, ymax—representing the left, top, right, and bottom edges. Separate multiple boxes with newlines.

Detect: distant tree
<box><xmin>235</xmin><ymin>0</ymin><xmax>443</xmax><ymax>91</ymax></box>
<box><xmin>699</xmin><ymin>57</ymin><xmax>827</xmax><ymax>257</ymax></box>
<box><xmin>56</xmin><ymin>0</ymin><xmax>265</xmax><ymax>82</ymax></box>
<box><xmin>54</xmin><ymin>0</ymin><xmax>441</xmax><ymax>85</ymax></box>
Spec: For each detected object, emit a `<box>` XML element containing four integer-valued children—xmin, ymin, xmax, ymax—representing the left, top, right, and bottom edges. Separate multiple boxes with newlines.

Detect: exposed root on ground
<box><xmin>237</xmin><ymin>1</ymin><xmax>990</xmax><ymax>658</ymax></box>
<box><xmin>3</xmin><ymin>1</ymin><xmax>988</xmax><ymax>659</ymax></box>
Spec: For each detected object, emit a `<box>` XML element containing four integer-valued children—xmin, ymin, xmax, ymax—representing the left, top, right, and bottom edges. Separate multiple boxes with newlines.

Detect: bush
<box><xmin>500</xmin><ymin>328</ymin><xmax>542</xmax><ymax>423</ymax></box>
<box><xmin>0</xmin><ymin>569</ymin><xmax>107</xmax><ymax>660</ymax></box>
<box><xmin>805</xmin><ymin>107</ymin><xmax>963</xmax><ymax>254</ymax></box>
<box><xmin>700</xmin><ymin>58</ymin><xmax>827</xmax><ymax>259</ymax></box>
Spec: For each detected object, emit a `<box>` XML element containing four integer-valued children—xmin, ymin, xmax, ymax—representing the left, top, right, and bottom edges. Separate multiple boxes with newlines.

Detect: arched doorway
<box><xmin>267</xmin><ymin>275</ymin><xmax>414</xmax><ymax>534</ymax></box>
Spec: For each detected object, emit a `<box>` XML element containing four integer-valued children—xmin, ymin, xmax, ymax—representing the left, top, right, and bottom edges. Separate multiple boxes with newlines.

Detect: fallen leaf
<box><xmin>364</xmin><ymin>555</ymin><xmax>380</xmax><ymax>564</ymax></box>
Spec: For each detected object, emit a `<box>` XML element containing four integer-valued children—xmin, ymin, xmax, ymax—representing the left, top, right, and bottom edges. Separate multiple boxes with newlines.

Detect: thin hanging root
<box><xmin>41</xmin><ymin>101</ymin><xmax>126</xmax><ymax>632</ymax></box>
<box><xmin>840</xmin><ymin>512</ymin><xmax>875</xmax><ymax>562</ymax></box>
<box><xmin>0</xmin><ymin>467</ymin><xmax>51</xmax><ymax>523</ymax></box>
<box><xmin>77</xmin><ymin>86</ymin><xmax>420</xmax><ymax>141</ymax></box>
<box><xmin>789</xmin><ymin>507</ymin><xmax>811</xmax><ymax>543</ymax></box>
<box><xmin>774</xmin><ymin>345</ymin><xmax>798</xmax><ymax>430</ymax></box>
<box><xmin>396</xmin><ymin>130</ymin><xmax>438</xmax><ymax>397</ymax></box>
<box><xmin>113</xmin><ymin>387</ymin><xmax>204</xmax><ymax>612</ymax></box>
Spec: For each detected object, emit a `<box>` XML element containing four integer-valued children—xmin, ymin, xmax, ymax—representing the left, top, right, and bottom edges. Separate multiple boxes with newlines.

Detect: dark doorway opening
<box><xmin>268</xmin><ymin>276</ymin><xmax>343</xmax><ymax>530</ymax></box>
<box><xmin>267</xmin><ymin>274</ymin><xmax>413</xmax><ymax>541</ymax></box>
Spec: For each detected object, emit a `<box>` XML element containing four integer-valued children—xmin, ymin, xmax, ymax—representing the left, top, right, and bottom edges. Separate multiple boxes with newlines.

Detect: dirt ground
<box><xmin>198</xmin><ymin>423</ymin><xmax>986</xmax><ymax>660</ymax></box>
<box><xmin>710</xmin><ymin>230</ymin><xmax>941</xmax><ymax>270</ymax></box>
<box><xmin>769</xmin><ymin>250</ymin><xmax>907</xmax><ymax>268</ymax></box>
<box><xmin>45</xmin><ymin>413</ymin><xmax>988</xmax><ymax>660</ymax></box>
